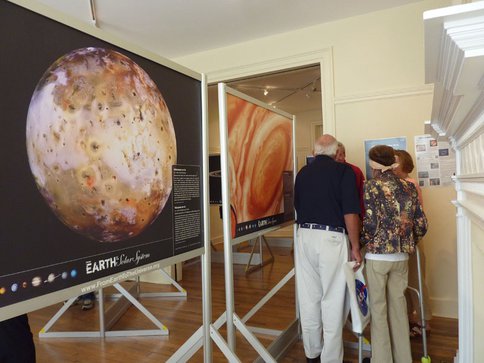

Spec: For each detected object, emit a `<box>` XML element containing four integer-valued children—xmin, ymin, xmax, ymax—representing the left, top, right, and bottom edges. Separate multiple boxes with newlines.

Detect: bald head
<box><xmin>314</xmin><ymin>134</ymin><xmax>338</xmax><ymax>157</ymax></box>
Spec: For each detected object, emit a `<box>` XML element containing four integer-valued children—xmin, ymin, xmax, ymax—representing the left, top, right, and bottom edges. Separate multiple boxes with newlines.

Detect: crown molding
<box><xmin>424</xmin><ymin>2</ymin><xmax>484</xmax><ymax>148</ymax></box>
<box><xmin>334</xmin><ymin>84</ymin><xmax>433</xmax><ymax>105</ymax></box>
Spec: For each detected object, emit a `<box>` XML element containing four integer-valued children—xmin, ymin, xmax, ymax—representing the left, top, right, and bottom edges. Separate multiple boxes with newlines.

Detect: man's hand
<box><xmin>351</xmin><ymin>245</ymin><xmax>362</xmax><ymax>271</ymax></box>
<box><xmin>344</xmin><ymin>213</ymin><xmax>362</xmax><ymax>271</ymax></box>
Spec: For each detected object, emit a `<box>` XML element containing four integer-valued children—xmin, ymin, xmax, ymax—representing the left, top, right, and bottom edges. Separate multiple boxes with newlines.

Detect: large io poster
<box><xmin>222</xmin><ymin>90</ymin><xmax>295</xmax><ymax>240</ymax></box>
<box><xmin>0</xmin><ymin>1</ymin><xmax>204</xmax><ymax>319</ymax></box>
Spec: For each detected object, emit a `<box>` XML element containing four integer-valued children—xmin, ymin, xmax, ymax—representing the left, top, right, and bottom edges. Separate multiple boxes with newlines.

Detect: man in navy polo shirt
<box><xmin>294</xmin><ymin>134</ymin><xmax>362</xmax><ymax>363</ymax></box>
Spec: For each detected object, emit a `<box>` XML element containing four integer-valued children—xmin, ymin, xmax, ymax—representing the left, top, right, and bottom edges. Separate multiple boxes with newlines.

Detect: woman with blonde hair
<box><xmin>394</xmin><ymin>149</ymin><xmax>432</xmax><ymax>338</ymax></box>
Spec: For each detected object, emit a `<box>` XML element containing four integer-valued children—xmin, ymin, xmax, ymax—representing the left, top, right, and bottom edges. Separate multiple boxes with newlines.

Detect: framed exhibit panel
<box><xmin>0</xmin><ymin>0</ymin><xmax>205</xmax><ymax>320</ymax></box>
<box><xmin>218</xmin><ymin>84</ymin><xmax>296</xmax><ymax>245</ymax></box>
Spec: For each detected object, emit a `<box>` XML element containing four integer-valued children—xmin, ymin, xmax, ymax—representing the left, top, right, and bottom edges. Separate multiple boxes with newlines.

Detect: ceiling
<box><xmin>226</xmin><ymin>65</ymin><xmax>322</xmax><ymax>115</ymax></box>
<box><xmin>30</xmin><ymin>0</ymin><xmax>421</xmax><ymax>116</ymax></box>
<box><xmin>34</xmin><ymin>0</ymin><xmax>422</xmax><ymax>59</ymax></box>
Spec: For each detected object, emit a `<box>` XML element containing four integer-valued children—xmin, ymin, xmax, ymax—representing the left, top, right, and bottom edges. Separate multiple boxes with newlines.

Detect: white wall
<box><xmin>176</xmin><ymin>0</ymin><xmax>457</xmax><ymax>317</ymax></box>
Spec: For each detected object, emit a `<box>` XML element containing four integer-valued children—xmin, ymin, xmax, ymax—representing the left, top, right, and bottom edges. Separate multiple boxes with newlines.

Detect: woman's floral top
<box><xmin>360</xmin><ymin>171</ymin><xmax>428</xmax><ymax>254</ymax></box>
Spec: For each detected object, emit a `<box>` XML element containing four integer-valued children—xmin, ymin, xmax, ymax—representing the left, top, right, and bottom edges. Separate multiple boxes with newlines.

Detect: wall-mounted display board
<box><xmin>364</xmin><ymin>136</ymin><xmax>407</xmax><ymax>179</ymax></box>
<box><xmin>414</xmin><ymin>135</ymin><xmax>456</xmax><ymax>187</ymax></box>
<box><xmin>219</xmin><ymin>86</ymin><xmax>295</xmax><ymax>243</ymax></box>
<box><xmin>0</xmin><ymin>0</ymin><xmax>204</xmax><ymax>320</ymax></box>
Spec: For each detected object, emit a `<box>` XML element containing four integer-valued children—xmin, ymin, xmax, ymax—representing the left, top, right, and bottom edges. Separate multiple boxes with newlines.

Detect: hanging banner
<box><xmin>364</xmin><ymin>136</ymin><xmax>407</xmax><ymax>179</ymax></box>
<box><xmin>414</xmin><ymin>135</ymin><xmax>456</xmax><ymax>187</ymax></box>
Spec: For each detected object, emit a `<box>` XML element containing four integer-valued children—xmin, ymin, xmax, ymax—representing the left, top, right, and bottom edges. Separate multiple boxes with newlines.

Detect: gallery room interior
<box><xmin>0</xmin><ymin>0</ymin><xmax>483</xmax><ymax>362</ymax></box>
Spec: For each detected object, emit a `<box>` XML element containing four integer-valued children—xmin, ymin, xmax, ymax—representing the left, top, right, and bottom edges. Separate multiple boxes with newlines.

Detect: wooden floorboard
<box><xmin>27</xmin><ymin>245</ymin><xmax>458</xmax><ymax>362</ymax></box>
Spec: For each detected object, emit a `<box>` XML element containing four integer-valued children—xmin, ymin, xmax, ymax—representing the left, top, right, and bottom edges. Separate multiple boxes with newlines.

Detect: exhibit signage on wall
<box><xmin>414</xmin><ymin>135</ymin><xmax>456</xmax><ymax>187</ymax></box>
<box><xmin>364</xmin><ymin>137</ymin><xmax>407</xmax><ymax>179</ymax></box>
<box><xmin>0</xmin><ymin>1</ymin><xmax>204</xmax><ymax>319</ymax></box>
<box><xmin>221</xmin><ymin>90</ymin><xmax>295</xmax><ymax>240</ymax></box>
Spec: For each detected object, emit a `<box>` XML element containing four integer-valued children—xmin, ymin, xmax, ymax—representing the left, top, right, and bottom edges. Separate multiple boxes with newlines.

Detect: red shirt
<box><xmin>345</xmin><ymin>161</ymin><xmax>365</xmax><ymax>218</ymax></box>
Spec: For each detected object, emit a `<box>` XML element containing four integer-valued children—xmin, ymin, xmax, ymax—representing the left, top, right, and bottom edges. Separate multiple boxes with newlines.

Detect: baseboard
<box><xmin>139</xmin><ymin>265</ymin><xmax>181</xmax><ymax>285</ymax></box>
<box><xmin>429</xmin><ymin>297</ymin><xmax>458</xmax><ymax>319</ymax></box>
<box><xmin>210</xmin><ymin>235</ymin><xmax>224</xmax><ymax>245</ymax></box>
<box><xmin>262</xmin><ymin>237</ymin><xmax>293</xmax><ymax>248</ymax></box>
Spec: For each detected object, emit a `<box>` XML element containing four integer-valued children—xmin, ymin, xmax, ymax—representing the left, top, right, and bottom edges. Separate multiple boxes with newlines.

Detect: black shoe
<box><xmin>362</xmin><ymin>358</ymin><xmax>371</xmax><ymax>363</ymax></box>
<box><xmin>306</xmin><ymin>357</ymin><xmax>320</xmax><ymax>363</ymax></box>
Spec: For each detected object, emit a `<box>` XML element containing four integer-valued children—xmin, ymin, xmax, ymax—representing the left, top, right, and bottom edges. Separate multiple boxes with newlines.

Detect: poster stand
<box><xmin>216</xmin><ymin>84</ymin><xmax>298</xmax><ymax>361</ymax></box>
<box><xmin>165</xmin><ymin>75</ymin><xmax>239</xmax><ymax>362</ymax></box>
<box><xmin>39</xmin><ymin>267</ymin><xmax>187</xmax><ymax>339</ymax></box>
<box><xmin>39</xmin><ymin>282</ymin><xmax>169</xmax><ymax>338</ymax></box>
<box><xmin>39</xmin><ymin>74</ymin><xmax>229</xmax><ymax>363</ymax></box>
<box><xmin>168</xmin><ymin>82</ymin><xmax>299</xmax><ymax>362</ymax></box>
<box><xmin>245</xmin><ymin>235</ymin><xmax>275</xmax><ymax>273</ymax></box>
<box><xmin>211</xmin><ymin>235</ymin><xmax>275</xmax><ymax>273</ymax></box>
<box><xmin>107</xmin><ymin>269</ymin><xmax>187</xmax><ymax>299</ymax></box>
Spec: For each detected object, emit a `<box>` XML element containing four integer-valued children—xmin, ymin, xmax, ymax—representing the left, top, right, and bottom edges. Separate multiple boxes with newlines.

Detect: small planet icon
<box><xmin>32</xmin><ymin>276</ymin><xmax>42</xmax><ymax>287</ymax></box>
<box><xmin>11</xmin><ymin>283</ymin><xmax>19</xmax><ymax>292</ymax></box>
<box><xmin>61</xmin><ymin>272</ymin><xmax>68</xmax><ymax>279</ymax></box>
<box><xmin>22</xmin><ymin>282</ymin><xmax>28</xmax><ymax>288</ymax></box>
<box><xmin>0</xmin><ymin>287</ymin><xmax>6</xmax><ymax>295</ymax></box>
<box><xmin>70</xmin><ymin>269</ymin><xmax>77</xmax><ymax>278</ymax></box>
<box><xmin>47</xmin><ymin>273</ymin><xmax>56</xmax><ymax>283</ymax></box>
<box><xmin>26</xmin><ymin>47</ymin><xmax>177</xmax><ymax>242</ymax></box>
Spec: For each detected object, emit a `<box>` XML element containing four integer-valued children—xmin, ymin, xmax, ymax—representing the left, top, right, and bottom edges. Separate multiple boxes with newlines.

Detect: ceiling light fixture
<box><xmin>263</xmin><ymin>89</ymin><xmax>269</xmax><ymax>96</ymax></box>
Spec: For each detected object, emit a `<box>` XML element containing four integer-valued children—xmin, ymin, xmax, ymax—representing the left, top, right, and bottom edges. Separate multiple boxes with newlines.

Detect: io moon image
<box><xmin>26</xmin><ymin>47</ymin><xmax>177</xmax><ymax>242</ymax></box>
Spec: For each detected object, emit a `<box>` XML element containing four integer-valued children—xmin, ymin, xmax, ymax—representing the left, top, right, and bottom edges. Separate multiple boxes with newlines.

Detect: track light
<box><xmin>89</xmin><ymin>0</ymin><xmax>98</xmax><ymax>27</ymax></box>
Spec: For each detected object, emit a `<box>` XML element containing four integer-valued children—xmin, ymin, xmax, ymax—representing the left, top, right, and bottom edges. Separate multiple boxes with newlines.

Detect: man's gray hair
<box><xmin>314</xmin><ymin>137</ymin><xmax>338</xmax><ymax>156</ymax></box>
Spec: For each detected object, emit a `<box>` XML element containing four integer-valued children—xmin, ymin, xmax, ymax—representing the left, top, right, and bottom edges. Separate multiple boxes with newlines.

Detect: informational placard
<box><xmin>0</xmin><ymin>1</ymin><xmax>204</xmax><ymax>319</ymax></box>
<box><xmin>220</xmin><ymin>88</ymin><xmax>295</xmax><ymax>242</ymax></box>
<box><xmin>414</xmin><ymin>135</ymin><xmax>456</xmax><ymax>187</ymax></box>
<box><xmin>364</xmin><ymin>137</ymin><xmax>407</xmax><ymax>179</ymax></box>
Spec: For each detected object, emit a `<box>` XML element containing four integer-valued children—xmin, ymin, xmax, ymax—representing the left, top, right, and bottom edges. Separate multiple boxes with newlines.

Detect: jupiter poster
<box><xmin>226</xmin><ymin>93</ymin><xmax>294</xmax><ymax>238</ymax></box>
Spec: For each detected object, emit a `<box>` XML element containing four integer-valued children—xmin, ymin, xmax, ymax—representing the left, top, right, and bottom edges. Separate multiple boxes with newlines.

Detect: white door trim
<box><xmin>205</xmin><ymin>48</ymin><xmax>336</xmax><ymax>135</ymax></box>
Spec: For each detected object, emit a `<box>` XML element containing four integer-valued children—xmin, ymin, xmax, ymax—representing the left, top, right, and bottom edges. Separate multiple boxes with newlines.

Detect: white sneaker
<box><xmin>81</xmin><ymin>298</ymin><xmax>94</xmax><ymax>310</ymax></box>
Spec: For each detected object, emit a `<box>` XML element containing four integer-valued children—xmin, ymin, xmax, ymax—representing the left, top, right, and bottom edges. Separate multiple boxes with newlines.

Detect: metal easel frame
<box><xmin>245</xmin><ymin>235</ymin><xmax>275</xmax><ymax>273</ymax></box>
<box><xmin>105</xmin><ymin>269</ymin><xmax>187</xmax><ymax>300</ymax></box>
<box><xmin>211</xmin><ymin>234</ymin><xmax>275</xmax><ymax>273</ymax></box>
<box><xmin>217</xmin><ymin>84</ymin><xmax>298</xmax><ymax>360</ymax></box>
<box><xmin>167</xmin><ymin>74</ymin><xmax>237</xmax><ymax>362</ymax></box>
<box><xmin>168</xmin><ymin>82</ymin><xmax>299</xmax><ymax>362</ymax></box>
<box><xmin>39</xmin><ymin>281</ymin><xmax>169</xmax><ymax>338</ymax></box>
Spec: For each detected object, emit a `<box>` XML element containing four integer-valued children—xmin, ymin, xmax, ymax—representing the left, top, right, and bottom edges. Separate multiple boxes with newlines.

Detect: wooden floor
<box><xmin>27</xmin><ymin>245</ymin><xmax>458</xmax><ymax>362</ymax></box>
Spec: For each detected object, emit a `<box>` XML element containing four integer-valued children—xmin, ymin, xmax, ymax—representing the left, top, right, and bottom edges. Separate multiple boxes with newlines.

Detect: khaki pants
<box><xmin>295</xmin><ymin>227</ymin><xmax>349</xmax><ymax>363</ymax></box>
<box><xmin>366</xmin><ymin>259</ymin><xmax>412</xmax><ymax>363</ymax></box>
